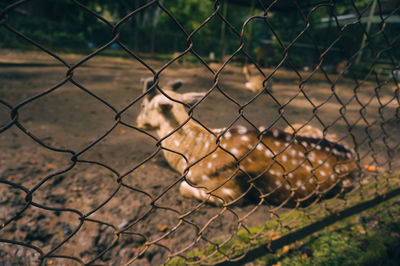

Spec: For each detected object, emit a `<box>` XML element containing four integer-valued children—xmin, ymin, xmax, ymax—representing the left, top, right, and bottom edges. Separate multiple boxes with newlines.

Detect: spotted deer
<box><xmin>284</xmin><ymin>123</ymin><xmax>355</xmax><ymax>191</ymax></box>
<box><xmin>242</xmin><ymin>65</ymin><xmax>272</xmax><ymax>93</ymax></box>
<box><xmin>135</xmin><ymin>78</ymin><xmax>356</xmax><ymax>207</ymax></box>
<box><xmin>284</xmin><ymin>123</ymin><xmax>341</xmax><ymax>145</ymax></box>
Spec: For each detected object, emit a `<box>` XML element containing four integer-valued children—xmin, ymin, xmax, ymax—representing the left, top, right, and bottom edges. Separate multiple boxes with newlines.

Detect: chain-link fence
<box><xmin>1</xmin><ymin>0</ymin><xmax>400</xmax><ymax>265</ymax></box>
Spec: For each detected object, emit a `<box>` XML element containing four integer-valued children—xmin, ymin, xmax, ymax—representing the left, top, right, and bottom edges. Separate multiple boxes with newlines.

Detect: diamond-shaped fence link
<box><xmin>1</xmin><ymin>0</ymin><xmax>400</xmax><ymax>265</ymax></box>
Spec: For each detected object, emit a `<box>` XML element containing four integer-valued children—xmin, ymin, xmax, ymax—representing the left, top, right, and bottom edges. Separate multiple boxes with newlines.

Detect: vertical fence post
<box><xmin>355</xmin><ymin>0</ymin><xmax>378</xmax><ymax>64</ymax></box>
<box><xmin>219</xmin><ymin>0</ymin><xmax>228</xmax><ymax>62</ymax></box>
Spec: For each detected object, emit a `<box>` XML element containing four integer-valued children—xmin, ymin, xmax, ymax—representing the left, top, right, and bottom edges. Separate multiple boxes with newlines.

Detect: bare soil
<box><xmin>0</xmin><ymin>49</ymin><xmax>399</xmax><ymax>265</ymax></box>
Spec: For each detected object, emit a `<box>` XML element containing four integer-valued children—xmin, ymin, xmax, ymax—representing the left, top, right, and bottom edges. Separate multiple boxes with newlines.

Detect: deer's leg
<box><xmin>180</xmin><ymin>181</ymin><xmax>226</xmax><ymax>205</ymax></box>
<box><xmin>180</xmin><ymin>180</ymin><xmax>246</xmax><ymax>206</ymax></box>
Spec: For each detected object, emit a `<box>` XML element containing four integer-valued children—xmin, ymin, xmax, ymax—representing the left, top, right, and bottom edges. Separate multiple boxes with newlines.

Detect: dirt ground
<box><xmin>1</xmin><ymin>49</ymin><xmax>399</xmax><ymax>265</ymax></box>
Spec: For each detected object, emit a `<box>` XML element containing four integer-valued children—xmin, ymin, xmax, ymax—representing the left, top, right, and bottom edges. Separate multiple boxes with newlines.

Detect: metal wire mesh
<box><xmin>1</xmin><ymin>0</ymin><xmax>400</xmax><ymax>265</ymax></box>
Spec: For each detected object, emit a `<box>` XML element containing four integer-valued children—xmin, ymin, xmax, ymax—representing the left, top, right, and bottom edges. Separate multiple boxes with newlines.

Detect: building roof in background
<box><xmin>224</xmin><ymin>0</ymin><xmax>399</xmax><ymax>13</ymax></box>
<box><xmin>318</xmin><ymin>14</ymin><xmax>400</xmax><ymax>28</ymax></box>
<box><xmin>223</xmin><ymin>0</ymin><xmax>332</xmax><ymax>11</ymax></box>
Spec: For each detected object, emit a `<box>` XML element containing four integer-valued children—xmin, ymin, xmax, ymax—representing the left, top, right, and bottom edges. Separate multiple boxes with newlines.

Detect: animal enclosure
<box><xmin>1</xmin><ymin>0</ymin><xmax>400</xmax><ymax>265</ymax></box>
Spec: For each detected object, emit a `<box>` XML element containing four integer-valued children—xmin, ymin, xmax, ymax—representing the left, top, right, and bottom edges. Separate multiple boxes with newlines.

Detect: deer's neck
<box><xmin>243</xmin><ymin>67</ymin><xmax>251</xmax><ymax>81</ymax></box>
<box><xmin>157</xmin><ymin>112</ymin><xmax>215</xmax><ymax>173</ymax></box>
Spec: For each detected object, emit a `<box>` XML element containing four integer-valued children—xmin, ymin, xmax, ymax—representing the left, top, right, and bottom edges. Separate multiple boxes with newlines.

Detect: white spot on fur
<box><xmin>325</xmin><ymin>146</ymin><xmax>330</xmax><ymax>152</ymax></box>
<box><xmin>247</xmin><ymin>144</ymin><xmax>253</xmax><ymax>149</ymax></box>
<box><xmin>282</xmin><ymin>155</ymin><xmax>287</xmax><ymax>162</ymax></box>
<box><xmin>330</xmin><ymin>174</ymin><xmax>335</xmax><ymax>180</ymax></box>
<box><xmin>238</xmin><ymin>126</ymin><xmax>247</xmax><ymax>134</ymax></box>
<box><xmin>272</xmin><ymin>129</ymin><xmax>279</xmax><ymax>138</ymax></box>
<box><xmin>305</xmin><ymin>165</ymin><xmax>312</xmax><ymax>172</ymax></box>
<box><xmin>290</xmin><ymin>149</ymin><xmax>296</xmax><ymax>156</ymax></box>
<box><xmin>245</xmin><ymin>82</ymin><xmax>252</xmax><ymax>90</ymax></box>
<box><xmin>225</xmin><ymin>131</ymin><xmax>232</xmax><ymax>139</ymax></box>
<box><xmin>222</xmin><ymin>188</ymin><xmax>234</xmax><ymax>197</ymax></box>
<box><xmin>213</xmin><ymin>127</ymin><xmax>225</xmax><ymax>133</ymax></box>
<box><xmin>316</xmin><ymin>145</ymin><xmax>321</xmax><ymax>150</ymax></box>
<box><xmin>275</xmin><ymin>180</ymin><xmax>282</xmax><ymax>186</ymax></box>
<box><xmin>201</xmin><ymin>175</ymin><xmax>209</xmax><ymax>181</ymax></box>
<box><xmin>320</xmin><ymin>170</ymin><xmax>326</xmax><ymax>176</ymax></box>
<box><xmin>265</xmin><ymin>150</ymin><xmax>273</xmax><ymax>157</ymax></box>
<box><xmin>204</xmin><ymin>141</ymin><xmax>210</xmax><ymax>149</ymax></box>
<box><xmin>291</xmin><ymin>159</ymin><xmax>298</xmax><ymax>166</ymax></box>
<box><xmin>296</xmin><ymin>180</ymin><xmax>302</xmax><ymax>187</ymax></box>
<box><xmin>241</xmin><ymin>135</ymin><xmax>249</xmax><ymax>141</ymax></box>
<box><xmin>222</xmin><ymin>143</ymin><xmax>227</xmax><ymax>148</ymax></box>
<box><xmin>288</xmin><ymin>173</ymin><xmax>294</xmax><ymax>179</ymax></box>
<box><xmin>302</xmin><ymin>141</ymin><xmax>308</xmax><ymax>148</ymax></box>
<box><xmin>207</xmin><ymin>162</ymin><xmax>212</xmax><ymax>169</ymax></box>
<box><xmin>270</xmin><ymin>169</ymin><xmax>276</xmax><ymax>175</ymax></box>
<box><xmin>259</xmin><ymin>126</ymin><xmax>266</xmax><ymax>132</ymax></box>
<box><xmin>174</xmin><ymin>140</ymin><xmax>180</xmax><ymax>147</ymax></box>
<box><xmin>285</xmin><ymin>184</ymin><xmax>291</xmax><ymax>190</ymax></box>
<box><xmin>318</xmin><ymin>159</ymin><xmax>323</xmax><ymax>165</ymax></box>
<box><xmin>212</xmin><ymin>153</ymin><xmax>218</xmax><ymax>159</ymax></box>
<box><xmin>231</xmin><ymin>148</ymin><xmax>239</xmax><ymax>155</ymax></box>
<box><xmin>187</xmin><ymin>170</ymin><xmax>192</xmax><ymax>177</ymax></box>
<box><xmin>300</xmin><ymin>185</ymin><xmax>306</xmax><ymax>191</ymax></box>
<box><xmin>256</xmin><ymin>144</ymin><xmax>264</xmax><ymax>151</ymax></box>
<box><xmin>274</xmin><ymin>141</ymin><xmax>281</xmax><ymax>147</ymax></box>
<box><xmin>324</xmin><ymin>162</ymin><xmax>330</xmax><ymax>168</ymax></box>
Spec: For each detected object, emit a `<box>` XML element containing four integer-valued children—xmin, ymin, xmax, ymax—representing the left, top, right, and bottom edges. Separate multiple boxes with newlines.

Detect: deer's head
<box><xmin>135</xmin><ymin>78</ymin><xmax>206</xmax><ymax>131</ymax></box>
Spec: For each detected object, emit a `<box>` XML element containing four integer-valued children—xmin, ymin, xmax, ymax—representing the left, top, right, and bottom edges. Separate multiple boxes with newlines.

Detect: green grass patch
<box><xmin>167</xmin><ymin>172</ymin><xmax>400</xmax><ymax>265</ymax></box>
<box><xmin>257</xmin><ymin>197</ymin><xmax>400</xmax><ymax>266</ymax></box>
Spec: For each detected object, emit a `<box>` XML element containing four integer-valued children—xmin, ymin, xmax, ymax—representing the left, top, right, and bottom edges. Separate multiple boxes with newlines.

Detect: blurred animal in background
<box><xmin>172</xmin><ymin>51</ymin><xmax>185</xmax><ymax>64</ymax></box>
<box><xmin>242</xmin><ymin>65</ymin><xmax>272</xmax><ymax>93</ymax></box>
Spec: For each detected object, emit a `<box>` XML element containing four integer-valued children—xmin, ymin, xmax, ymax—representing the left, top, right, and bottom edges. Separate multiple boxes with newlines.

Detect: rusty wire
<box><xmin>1</xmin><ymin>0</ymin><xmax>400</xmax><ymax>265</ymax></box>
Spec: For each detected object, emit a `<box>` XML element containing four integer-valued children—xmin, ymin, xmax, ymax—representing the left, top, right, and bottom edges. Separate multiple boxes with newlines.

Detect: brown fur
<box><xmin>136</xmin><ymin>79</ymin><xmax>356</xmax><ymax>207</ymax></box>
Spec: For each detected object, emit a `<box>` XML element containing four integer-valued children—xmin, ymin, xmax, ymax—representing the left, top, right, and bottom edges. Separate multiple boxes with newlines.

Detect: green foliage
<box><xmin>167</xmin><ymin>171</ymin><xmax>400</xmax><ymax>265</ymax></box>
<box><xmin>256</xmin><ymin>198</ymin><xmax>400</xmax><ymax>266</ymax></box>
<box><xmin>1</xmin><ymin>0</ymin><xmax>399</xmax><ymax>67</ymax></box>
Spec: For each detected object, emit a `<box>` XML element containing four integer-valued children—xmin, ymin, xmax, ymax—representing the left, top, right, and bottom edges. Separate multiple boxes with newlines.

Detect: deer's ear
<box><xmin>181</xmin><ymin>92</ymin><xmax>206</xmax><ymax>106</ymax></box>
<box><xmin>156</xmin><ymin>97</ymin><xmax>173</xmax><ymax>113</ymax></box>
<box><xmin>167</xmin><ymin>79</ymin><xmax>183</xmax><ymax>91</ymax></box>
<box><xmin>141</xmin><ymin>77</ymin><xmax>157</xmax><ymax>100</ymax></box>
